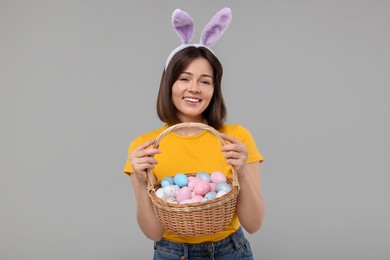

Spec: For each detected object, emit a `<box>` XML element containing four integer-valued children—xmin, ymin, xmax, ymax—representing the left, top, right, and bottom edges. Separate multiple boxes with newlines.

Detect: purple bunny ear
<box><xmin>200</xmin><ymin>7</ymin><xmax>232</xmax><ymax>46</ymax></box>
<box><xmin>172</xmin><ymin>9</ymin><xmax>194</xmax><ymax>44</ymax></box>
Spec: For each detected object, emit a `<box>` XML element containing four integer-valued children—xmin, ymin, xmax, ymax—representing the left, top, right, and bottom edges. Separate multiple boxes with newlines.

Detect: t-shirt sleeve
<box><xmin>233</xmin><ymin>125</ymin><xmax>264</xmax><ymax>164</ymax></box>
<box><xmin>123</xmin><ymin>136</ymin><xmax>144</xmax><ymax>175</ymax></box>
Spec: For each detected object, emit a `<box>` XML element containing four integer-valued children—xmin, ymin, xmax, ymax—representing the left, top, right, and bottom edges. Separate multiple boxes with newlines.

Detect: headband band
<box><xmin>165</xmin><ymin>7</ymin><xmax>232</xmax><ymax>69</ymax></box>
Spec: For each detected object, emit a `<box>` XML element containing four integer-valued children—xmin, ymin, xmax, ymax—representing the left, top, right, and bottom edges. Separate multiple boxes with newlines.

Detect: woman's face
<box><xmin>172</xmin><ymin>57</ymin><xmax>214</xmax><ymax>123</ymax></box>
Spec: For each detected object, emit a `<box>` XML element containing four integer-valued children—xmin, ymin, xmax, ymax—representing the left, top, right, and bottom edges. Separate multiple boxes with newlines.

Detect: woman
<box><xmin>124</xmin><ymin>8</ymin><xmax>265</xmax><ymax>259</ymax></box>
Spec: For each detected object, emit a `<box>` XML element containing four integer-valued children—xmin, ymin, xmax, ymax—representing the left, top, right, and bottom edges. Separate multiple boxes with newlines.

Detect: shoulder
<box><xmin>141</xmin><ymin>124</ymin><xmax>169</xmax><ymax>138</ymax></box>
<box><xmin>219</xmin><ymin>123</ymin><xmax>252</xmax><ymax>137</ymax></box>
<box><xmin>130</xmin><ymin>125</ymin><xmax>169</xmax><ymax>148</ymax></box>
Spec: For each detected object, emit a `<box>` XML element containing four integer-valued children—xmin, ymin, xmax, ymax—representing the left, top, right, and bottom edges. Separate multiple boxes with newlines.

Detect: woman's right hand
<box><xmin>129</xmin><ymin>139</ymin><xmax>161</xmax><ymax>184</ymax></box>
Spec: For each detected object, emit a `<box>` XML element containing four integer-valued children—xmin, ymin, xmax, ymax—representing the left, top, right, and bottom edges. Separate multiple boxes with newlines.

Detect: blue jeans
<box><xmin>153</xmin><ymin>227</ymin><xmax>254</xmax><ymax>260</ymax></box>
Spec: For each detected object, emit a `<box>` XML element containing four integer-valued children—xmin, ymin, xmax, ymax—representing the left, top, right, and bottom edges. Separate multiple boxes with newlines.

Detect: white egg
<box><xmin>216</xmin><ymin>190</ymin><xmax>228</xmax><ymax>198</ymax></box>
<box><xmin>163</xmin><ymin>185</ymin><xmax>180</xmax><ymax>196</ymax></box>
<box><xmin>155</xmin><ymin>188</ymin><xmax>165</xmax><ymax>199</ymax></box>
<box><xmin>161</xmin><ymin>194</ymin><xmax>178</xmax><ymax>204</ymax></box>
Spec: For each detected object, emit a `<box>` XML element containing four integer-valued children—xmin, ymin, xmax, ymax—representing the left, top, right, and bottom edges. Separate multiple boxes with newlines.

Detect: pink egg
<box><xmin>188</xmin><ymin>176</ymin><xmax>196</xmax><ymax>183</ymax></box>
<box><xmin>194</xmin><ymin>180</ymin><xmax>211</xmax><ymax>196</ymax></box>
<box><xmin>176</xmin><ymin>186</ymin><xmax>192</xmax><ymax>203</ymax></box>
<box><xmin>210</xmin><ymin>171</ymin><xmax>227</xmax><ymax>184</ymax></box>
<box><xmin>188</xmin><ymin>176</ymin><xmax>202</xmax><ymax>190</ymax></box>
<box><xmin>192</xmin><ymin>195</ymin><xmax>204</xmax><ymax>203</ymax></box>
<box><xmin>209</xmin><ymin>183</ymin><xmax>217</xmax><ymax>192</ymax></box>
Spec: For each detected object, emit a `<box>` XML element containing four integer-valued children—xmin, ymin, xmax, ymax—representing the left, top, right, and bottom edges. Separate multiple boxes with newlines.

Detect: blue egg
<box><xmin>216</xmin><ymin>182</ymin><xmax>232</xmax><ymax>193</ymax></box>
<box><xmin>173</xmin><ymin>173</ymin><xmax>189</xmax><ymax>187</ymax></box>
<box><xmin>161</xmin><ymin>177</ymin><xmax>174</xmax><ymax>187</ymax></box>
<box><xmin>196</xmin><ymin>171</ymin><xmax>211</xmax><ymax>183</ymax></box>
<box><xmin>204</xmin><ymin>191</ymin><xmax>217</xmax><ymax>200</ymax></box>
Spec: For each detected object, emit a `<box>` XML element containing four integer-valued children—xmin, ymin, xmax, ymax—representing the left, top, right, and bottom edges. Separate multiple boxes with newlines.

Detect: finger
<box><xmin>135</xmin><ymin>156</ymin><xmax>159</xmax><ymax>165</ymax></box>
<box><xmin>220</xmin><ymin>134</ymin><xmax>241</xmax><ymax>151</ymax></box>
<box><xmin>220</xmin><ymin>133</ymin><xmax>239</xmax><ymax>144</ymax></box>
<box><xmin>137</xmin><ymin>148</ymin><xmax>161</xmax><ymax>158</ymax></box>
<box><xmin>225</xmin><ymin>155</ymin><xmax>246</xmax><ymax>166</ymax></box>
<box><xmin>135</xmin><ymin>139</ymin><xmax>157</xmax><ymax>152</ymax></box>
<box><xmin>132</xmin><ymin>160</ymin><xmax>157</xmax><ymax>175</ymax></box>
<box><xmin>226</xmin><ymin>158</ymin><xmax>240</xmax><ymax>166</ymax></box>
<box><xmin>221</xmin><ymin>143</ymin><xmax>239</xmax><ymax>153</ymax></box>
<box><xmin>223</xmin><ymin>150</ymin><xmax>235</xmax><ymax>159</ymax></box>
<box><xmin>134</xmin><ymin>162</ymin><xmax>156</xmax><ymax>171</ymax></box>
<box><xmin>221</xmin><ymin>141</ymin><xmax>244</xmax><ymax>154</ymax></box>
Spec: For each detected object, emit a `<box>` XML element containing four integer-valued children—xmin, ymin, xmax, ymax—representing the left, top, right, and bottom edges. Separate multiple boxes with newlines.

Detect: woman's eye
<box><xmin>179</xmin><ymin>78</ymin><xmax>189</xmax><ymax>82</ymax></box>
<box><xmin>201</xmin><ymin>80</ymin><xmax>211</xmax><ymax>85</ymax></box>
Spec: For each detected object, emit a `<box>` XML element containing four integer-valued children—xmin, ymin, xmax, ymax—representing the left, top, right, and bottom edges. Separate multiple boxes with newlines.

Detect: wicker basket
<box><xmin>146</xmin><ymin>122</ymin><xmax>240</xmax><ymax>237</ymax></box>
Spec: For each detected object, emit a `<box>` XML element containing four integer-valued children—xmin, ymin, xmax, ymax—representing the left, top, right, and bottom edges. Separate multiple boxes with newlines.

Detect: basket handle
<box><xmin>146</xmin><ymin>122</ymin><xmax>239</xmax><ymax>191</ymax></box>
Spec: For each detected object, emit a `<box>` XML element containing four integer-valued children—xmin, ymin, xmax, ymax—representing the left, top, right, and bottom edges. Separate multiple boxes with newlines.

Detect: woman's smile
<box><xmin>183</xmin><ymin>96</ymin><xmax>202</xmax><ymax>104</ymax></box>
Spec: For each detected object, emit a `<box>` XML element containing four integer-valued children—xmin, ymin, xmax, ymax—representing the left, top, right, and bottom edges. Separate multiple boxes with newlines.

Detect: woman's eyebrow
<box><xmin>181</xmin><ymin>72</ymin><xmax>212</xmax><ymax>78</ymax></box>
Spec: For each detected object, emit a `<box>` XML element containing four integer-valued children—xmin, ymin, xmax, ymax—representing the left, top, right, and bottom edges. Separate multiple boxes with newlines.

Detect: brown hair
<box><xmin>157</xmin><ymin>46</ymin><xmax>226</xmax><ymax>130</ymax></box>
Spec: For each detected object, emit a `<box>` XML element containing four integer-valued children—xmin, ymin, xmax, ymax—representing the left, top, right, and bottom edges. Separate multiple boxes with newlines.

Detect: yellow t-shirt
<box><xmin>123</xmin><ymin>124</ymin><xmax>264</xmax><ymax>243</ymax></box>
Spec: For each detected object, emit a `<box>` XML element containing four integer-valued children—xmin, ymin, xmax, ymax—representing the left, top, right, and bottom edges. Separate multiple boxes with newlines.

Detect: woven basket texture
<box><xmin>147</xmin><ymin>122</ymin><xmax>240</xmax><ymax>237</ymax></box>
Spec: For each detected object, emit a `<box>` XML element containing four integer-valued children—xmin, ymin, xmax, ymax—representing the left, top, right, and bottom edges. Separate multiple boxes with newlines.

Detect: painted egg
<box><xmin>155</xmin><ymin>188</ymin><xmax>165</xmax><ymax>199</ymax></box>
<box><xmin>173</xmin><ymin>173</ymin><xmax>189</xmax><ymax>187</ymax></box>
<box><xmin>194</xmin><ymin>180</ymin><xmax>211</xmax><ymax>196</ymax></box>
<box><xmin>161</xmin><ymin>176</ymin><xmax>174</xmax><ymax>187</ymax></box>
<box><xmin>187</xmin><ymin>176</ymin><xmax>196</xmax><ymax>188</ymax></box>
<box><xmin>196</xmin><ymin>171</ymin><xmax>211</xmax><ymax>183</ymax></box>
<box><xmin>216</xmin><ymin>190</ymin><xmax>228</xmax><ymax>198</ymax></box>
<box><xmin>176</xmin><ymin>186</ymin><xmax>192</xmax><ymax>203</ymax></box>
<box><xmin>204</xmin><ymin>191</ymin><xmax>217</xmax><ymax>200</ymax></box>
<box><xmin>163</xmin><ymin>185</ymin><xmax>180</xmax><ymax>196</ymax></box>
<box><xmin>161</xmin><ymin>194</ymin><xmax>178</xmax><ymax>204</ymax></box>
<box><xmin>216</xmin><ymin>182</ymin><xmax>232</xmax><ymax>193</ymax></box>
<box><xmin>210</xmin><ymin>171</ymin><xmax>227</xmax><ymax>184</ymax></box>
<box><xmin>209</xmin><ymin>183</ymin><xmax>217</xmax><ymax>192</ymax></box>
<box><xmin>188</xmin><ymin>176</ymin><xmax>202</xmax><ymax>190</ymax></box>
<box><xmin>192</xmin><ymin>195</ymin><xmax>204</xmax><ymax>203</ymax></box>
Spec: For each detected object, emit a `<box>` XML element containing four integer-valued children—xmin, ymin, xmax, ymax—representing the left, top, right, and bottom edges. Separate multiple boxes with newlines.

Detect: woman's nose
<box><xmin>188</xmin><ymin>81</ymin><xmax>200</xmax><ymax>93</ymax></box>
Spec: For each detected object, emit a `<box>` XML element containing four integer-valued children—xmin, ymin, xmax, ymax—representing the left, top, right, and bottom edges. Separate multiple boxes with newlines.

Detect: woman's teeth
<box><xmin>184</xmin><ymin>98</ymin><xmax>200</xmax><ymax>103</ymax></box>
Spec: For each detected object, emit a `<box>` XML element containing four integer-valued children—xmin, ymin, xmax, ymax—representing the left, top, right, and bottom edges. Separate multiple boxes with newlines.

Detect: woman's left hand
<box><xmin>220</xmin><ymin>133</ymin><xmax>248</xmax><ymax>174</ymax></box>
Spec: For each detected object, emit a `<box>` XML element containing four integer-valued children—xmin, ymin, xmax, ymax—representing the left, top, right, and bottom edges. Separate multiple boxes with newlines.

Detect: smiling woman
<box><xmin>172</xmin><ymin>57</ymin><xmax>215</xmax><ymax>124</ymax></box>
<box><xmin>157</xmin><ymin>46</ymin><xmax>226</xmax><ymax>130</ymax></box>
<box><xmin>123</xmin><ymin>7</ymin><xmax>265</xmax><ymax>260</ymax></box>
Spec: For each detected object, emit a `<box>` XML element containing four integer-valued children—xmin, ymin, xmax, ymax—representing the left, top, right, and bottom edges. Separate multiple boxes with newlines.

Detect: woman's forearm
<box><xmin>130</xmin><ymin>175</ymin><xmax>164</xmax><ymax>241</ymax></box>
<box><xmin>236</xmin><ymin>163</ymin><xmax>265</xmax><ymax>233</ymax></box>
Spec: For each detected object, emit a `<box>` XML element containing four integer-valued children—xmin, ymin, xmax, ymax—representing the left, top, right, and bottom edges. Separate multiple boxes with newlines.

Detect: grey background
<box><xmin>1</xmin><ymin>0</ymin><xmax>389</xmax><ymax>259</ymax></box>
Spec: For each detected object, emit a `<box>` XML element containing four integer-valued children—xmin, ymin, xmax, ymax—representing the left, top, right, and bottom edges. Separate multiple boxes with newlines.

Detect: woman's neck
<box><xmin>173</xmin><ymin>118</ymin><xmax>207</xmax><ymax>136</ymax></box>
<box><xmin>173</xmin><ymin>127</ymin><xmax>204</xmax><ymax>136</ymax></box>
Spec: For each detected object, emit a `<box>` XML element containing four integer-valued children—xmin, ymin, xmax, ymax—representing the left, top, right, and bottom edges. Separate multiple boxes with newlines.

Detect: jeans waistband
<box><xmin>154</xmin><ymin>227</ymin><xmax>247</xmax><ymax>258</ymax></box>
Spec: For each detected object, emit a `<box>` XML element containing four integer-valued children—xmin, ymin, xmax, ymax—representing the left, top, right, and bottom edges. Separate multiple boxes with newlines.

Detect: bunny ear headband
<box><xmin>165</xmin><ymin>7</ymin><xmax>232</xmax><ymax>69</ymax></box>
